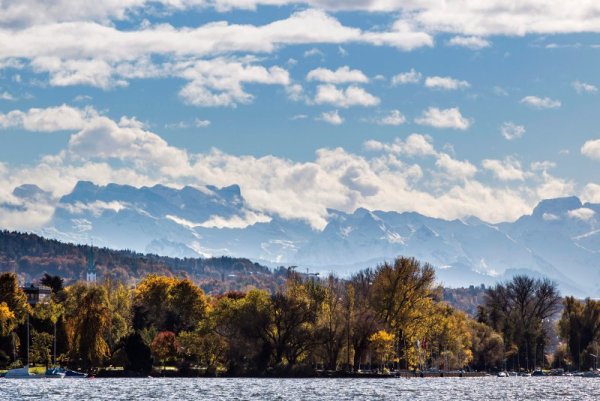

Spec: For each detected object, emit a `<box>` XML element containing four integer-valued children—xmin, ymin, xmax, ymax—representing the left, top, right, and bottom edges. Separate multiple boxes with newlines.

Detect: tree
<box><xmin>40</xmin><ymin>274</ymin><xmax>64</xmax><ymax>295</ymax></box>
<box><xmin>166</xmin><ymin>279</ymin><xmax>207</xmax><ymax>332</ymax></box>
<box><xmin>313</xmin><ymin>276</ymin><xmax>346</xmax><ymax>370</ymax></box>
<box><xmin>133</xmin><ymin>275</ymin><xmax>207</xmax><ymax>333</ymax></box>
<box><xmin>469</xmin><ymin>320</ymin><xmax>504</xmax><ymax>371</ymax></box>
<box><xmin>103</xmin><ymin>280</ymin><xmax>132</xmax><ymax>352</ymax></box>
<box><xmin>0</xmin><ymin>302</ymin><xmax>16</xmax><ymax>337</ymax></box>
<box><xmin>480</xmin><ymin>276</ymin><xmax>560</xmax><ymax>370</ymax></box>
<box><xmin>0</xmin><ymin>273</ymin><xmax>29</xmax><ymax>323</ymax></box>
<box><xmin>64</xmin><ymin>284</ymin><xmax>111</xmax><ymax>369</ymax></box>
<box><xmin>369</xmin><ymin>330</ymin><xmax>395</xmax><ymax>371</ymax></box>
<box><xmin>151</xmin><ymin>331</ymin><xmax>178</xmax><ymax>369</ymax></box>
<box><xmin>558</xmin><ymin>297</ymin><xmax>600</xmax><ymax>370</ymax></box>
<box><xmin>370</xmin><ymin>257</ymin><xmax>436</xmax><ymax>368</ymax></box>
<box><xmin>30</xmin><ymin>330</ymin><xmax>53</xmax><ymax>367</ymax></box>
<box><xmin>122</xmin><ymin>332</ymin><xmax>153</xmax><ymax>374</ymax></box>
<box><xmin>348</xmin><ymin>271</ymin><xmax>380</xmax><ymax>370</ymax></box>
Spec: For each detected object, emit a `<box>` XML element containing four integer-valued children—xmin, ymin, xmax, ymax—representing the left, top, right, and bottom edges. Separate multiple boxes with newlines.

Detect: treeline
<box><xmin>0</xmin><ymin>256</ymin><xmax>593</xmax><ymax>376</ymax></box>
<box><xmin>0</xmin><ymin>230</ymin><xmax>276</xmax><ymax>292</ymax></box>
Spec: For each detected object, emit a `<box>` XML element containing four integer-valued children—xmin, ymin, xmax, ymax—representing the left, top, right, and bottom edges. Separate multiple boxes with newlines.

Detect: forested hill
<box><xmin>0</xmin><ymin>230</ymin><xmax>279</xmax><ymax>292</ymax></box>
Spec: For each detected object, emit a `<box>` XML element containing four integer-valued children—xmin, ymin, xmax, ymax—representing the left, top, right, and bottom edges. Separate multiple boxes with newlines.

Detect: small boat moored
<box><xmin>5</xmin><ymin>366</ymin><xmax>43</xmax><ymax>379</ymax></box>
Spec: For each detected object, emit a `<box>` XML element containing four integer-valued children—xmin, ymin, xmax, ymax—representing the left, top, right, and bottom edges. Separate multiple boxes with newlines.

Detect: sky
<box><xmin>0</xmin><ymin>0</ymin><xmax>600</xmax><ymax>231</ymax></box>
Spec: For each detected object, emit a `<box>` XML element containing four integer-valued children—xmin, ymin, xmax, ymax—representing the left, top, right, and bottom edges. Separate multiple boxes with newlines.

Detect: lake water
<box><xmin>1</xmin><ymin>377</ymin><xmax>600</xmax><ymax>400</ymax></box>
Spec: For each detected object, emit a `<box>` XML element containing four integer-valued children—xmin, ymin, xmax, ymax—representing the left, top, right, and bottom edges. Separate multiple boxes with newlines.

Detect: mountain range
<box><xmin>14</xmin><ymin>181</ymin><xmax>599</xmax><ymax>296</ymax></box>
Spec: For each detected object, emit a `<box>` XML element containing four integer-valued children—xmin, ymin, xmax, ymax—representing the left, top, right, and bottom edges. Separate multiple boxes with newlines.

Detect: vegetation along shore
<box><xmin>1</xmin><ymin>252</ymin><xmax>599</xmax><ymax>378</ymax></box>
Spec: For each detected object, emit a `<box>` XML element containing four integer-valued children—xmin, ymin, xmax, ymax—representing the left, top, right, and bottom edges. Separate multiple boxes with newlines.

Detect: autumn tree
<box><xmin>558</xmin><ymin>297</ymin><xmax>600</xmax><ymax>370</ymax></box>
<box><xmin>370</xmin><ymin>257</ymin><xmax>436</xmax><ymax>368</ymax></box>
<box><xmin>469</xmin><ymin>320</ymin><xmax>504</xmax><ymax>371</ymax></box>
<box><xmin>63</xmin><ymin>284</ymin><xmax>111</xmax><ymax>369</ymax></box>
<box><xmin>151</xmin><ymin>331</ymin><xmax>178</xmax><ymax>369</ymax></box>
<box><xmin>133</xmin><ymin>275</ymin><xmax>207</xmax><ymax>333</ymax></box>
<box><xmin>348</xmin><ymin>270</ymin><xmax>380</xmax><ymax>370</ymax></box>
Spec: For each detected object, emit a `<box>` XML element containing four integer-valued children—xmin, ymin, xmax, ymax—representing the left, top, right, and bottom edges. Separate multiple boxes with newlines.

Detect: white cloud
<box><xmin>572</xmin><ymin>80</ymin><xmax>598</xmax><ymax>94</ymax></box>
<box><xmin>520</xmin><ymin>96</ymin><xmax>561</xmax><ymax>109</ymax></box>
<box><xmin>177</xmin><ymin>58</ymin><xmax>290</xmax><ymax>107</ymax></box>
<box><xmin>0</xmin><ymin>91</ymin><xmax>15</xmax><ymax>101</ymax></box>
<box><xmin>447</xmin><ymin>36</ymin><xmax>491</xmax><ymax>49</ymax></box>
<box><xmin>306</xmin><ymin>66</ymin><xmax>368</xmax><ymax>84</ymax></box>
<box><xmin>0</xmin><ymin>8</ymin><xmax>433</xmax><ymax>108</ymax></box>
<box><xmin>500</xmin><ymin>122</ymin><xmax>525</xmax><ymax>140</ymax></box>
<box><xmin>373</xmin><ymin>110</ymin><xmax>406</xmax><ymax>126</ymax></box>
<box><xmin>314</xmin><ymin>84</ymin><xmax>380</xmax><ymax>107</ymax></box>
<box><xmin>166</xmin><ymin>210</ymin><xmax>272</xmax><ymax>229</ymax></box>
<box><xmin>435</xmin><ymin>153</ymin><xmax>477</xmax><ymax>179</ymax></box>
<box><xmin>286</xmin><ymin>83</ymin><xmax>305</xmax><ymax>101</ymax></box>
<box><xmin>0</xmin><ymin>104</ymin><xmax>586</xmax><ymax>233</ymax></box>
<box><xmin>582</xmin><ymin>183</ymin><xmax>600</xmax><ymax>203</ymax></box>
<box><xmin>581</xmin><ymin>139</ymin><xmax>600</xmax><ymax>160</ymax></box>
<box><xmin>543</xmin><ymin>212</ymin><xmax>560</xmax><ymax>221</ymax></box>
<box><xmin>303</xmin><ymin>48</ymin><xmax>324</xmax><ymax>58</ymax></box>
<box><xmin>364</xmin><ymin>133</ymin><xmax>436</xmax><ymax>157</ymax></box>
<box><xmin>391</xmin><ymin>69</ymin><xmax>422</xmax><ymax>85</ymax></box>
<box><xmin>424</xmin><ymin>76</ymin><xmax>470</xmax><ymax>90</ymax></box>
<box><xmin>59</xmin><ymin>200</ymin><xmax>127</xmax><ymax>217</ymax></box>
<box><xmin>0</xmin><ymin>104</ymin><xmax>97</xmax><ymax>132</ymax></box>
<box><xmin>318</xmin><ymin>110</ymin><xmax>343</xmax><ymax>125</ymax></box>
<box><xmin>482</xmin><ymin>157</ymin><xmax>525</xmax><ymax>181</ymax></box>
<box><xmin>195</xmin><ymin>119</ymin><xmax>211</xmax><ymax>127</ymax></box>
<box><xmin>415</xmin><ymin>107</ymin><xmax>471</xmax><ymax>130</ymax></box>
<box><xmin>568</xmin><ymin>208</ymin><xmax>596</xmax><ymax>221</ymax></box>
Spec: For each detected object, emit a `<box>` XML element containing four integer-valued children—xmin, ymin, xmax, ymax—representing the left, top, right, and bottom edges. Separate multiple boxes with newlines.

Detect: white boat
<box><xmin>5</xmin><ymin>366</ymin><xmax>43</xmax><ymax>379</ymax></box>
<box><xmin>45</xmin><ymin>367</ymin><xmax>66</xmax><ymax>378</ymax></box>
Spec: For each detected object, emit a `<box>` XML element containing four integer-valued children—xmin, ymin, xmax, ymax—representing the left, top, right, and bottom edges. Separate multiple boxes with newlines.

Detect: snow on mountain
<box><xmin>31</xmin><ymin>182</ymin><xmax>600</xmax><ymax>296</ymax></box>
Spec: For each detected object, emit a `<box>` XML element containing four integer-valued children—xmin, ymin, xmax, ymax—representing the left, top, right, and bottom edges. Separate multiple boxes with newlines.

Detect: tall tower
<box><xmin>86</xmin><ymin>246</ymin><xmax>97</xmax><ymax>284</ymax></box>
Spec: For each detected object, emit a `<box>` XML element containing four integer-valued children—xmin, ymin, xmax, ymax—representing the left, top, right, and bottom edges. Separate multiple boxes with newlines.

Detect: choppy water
<box><xmin>1</xmin><ymin>377</ymin><xmax>600</xmax><ymax>400</ymax></box>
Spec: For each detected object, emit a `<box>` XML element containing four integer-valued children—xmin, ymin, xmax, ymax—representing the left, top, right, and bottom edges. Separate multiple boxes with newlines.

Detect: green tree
<box><xmin>480</xmin><ymin>276</ymin><xmax>560</xmax><ymax>371</ymax></box>
<box><xmin>30</xmin><ymin>330</ymin><xmax>53</xmax><ymax>367</ymax></box>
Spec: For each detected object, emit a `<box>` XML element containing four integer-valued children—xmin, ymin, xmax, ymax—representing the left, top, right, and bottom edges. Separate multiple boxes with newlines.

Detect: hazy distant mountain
<box><xmin>32</xmin><ymin>181</ymin><xmax>600</xmax><ymax>296</ymax></box>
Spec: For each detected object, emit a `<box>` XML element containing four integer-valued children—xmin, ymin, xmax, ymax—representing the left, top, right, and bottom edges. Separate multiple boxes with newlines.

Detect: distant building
<box><xmin>21</xmin><ymin>283</ymin><xmax>51</xmax><ymax>306</ymax></box>
<box><xmin>86</xmin><ymin>247</ymin><xmax>97</xmax><ymax>283</ymax></box>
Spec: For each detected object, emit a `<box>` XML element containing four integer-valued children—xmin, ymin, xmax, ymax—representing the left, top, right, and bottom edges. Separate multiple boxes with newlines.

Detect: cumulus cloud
<box><xmin>306</xmin><ymin>66</ymin><xmax>368</xmax><ymax>84</ymax></box>
<box><xmin>372</xmin><ymin>110</ymin><xmax>406</xmax><ymax>126</ymax></box>
<box><xmin>520</xmin><ymin>96</ymin><xmax>561</xmax><ymax>109</ymax></box>
<box><xmin>0</xmin><ymin>104</ymin><xmax>589</xmax><ymax>233</ymax></box>
<box><xmin>435</xmin><ymin>153</ymin><xmax>477</xmax><ymax>180</ymax></box>
<box><xmin>391</xmin><ymin>69</ymin><xmax>422</xmax><ymax>85</ymax></box>
<box><xmin>364</xmin><ymin>133</ymin><xmax>436</xmax><ymax>157</ymax></box>
<box><xmin>572</xmin><ymin>80</ymin><xmax>598</xmax><ymax>94</ymax></box>
<box><xmin>0</xmin><ymin>104</ymin><xmax>97</xmax><ymax>132</ymax></box>
<box><xmin>581</xmin><ymin>139</ymin><xmax>600</xmax><ymax>160</ymax></box>
<box><xmin>314</xmin><ymin>84</ymin><xmax>380</xmax><ymax>107</ymax></box>
<box><xmin>415</xmin><ymin>107</ymin><xmax>471</xmax><ymax>130</ymax></box>
<box><xmin>500</xmin><ymin>122</ymin><xmax>525</xmax><ymax>140</ymax></box>
<box><xmin>582</xmin><ymin>183</ymin><xmax>600</xmax><ymax>203</ymax></box>
<box><xmin>482</xmin><ymin>157</ymin><xmax>525</xmax><ymax>181</ymax></box>
<box><xmin>317</xmin><ymin>110</ymin><xmax>343</xmax><ymax>125</ymax></box>
<box><xmin>568</xmin><ymin>208</ymin><xmax>596</xmax><ymax>221</ymax></box>
<box><xmin>424</xmin><ymin>76</ymin><xmax>470</xmax><ymax>90</ymax></box>
<box><xmin>447</xmin><ymin>36</ymin><xmax>491</xmax><ymax>49</ymax></box>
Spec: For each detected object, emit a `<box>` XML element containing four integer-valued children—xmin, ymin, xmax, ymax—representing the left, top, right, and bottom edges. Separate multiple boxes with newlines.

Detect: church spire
<box><xmin>86</xmin><ymin>245</ymin><xmax>96</xmax><ymax>283</ymax></box>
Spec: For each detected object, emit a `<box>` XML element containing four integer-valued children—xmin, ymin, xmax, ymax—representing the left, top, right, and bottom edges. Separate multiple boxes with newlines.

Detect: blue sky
<box><xmin>0</xmin><ymin>1</ymin><xmax>600</xmax><ymax>230</ymax></box>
